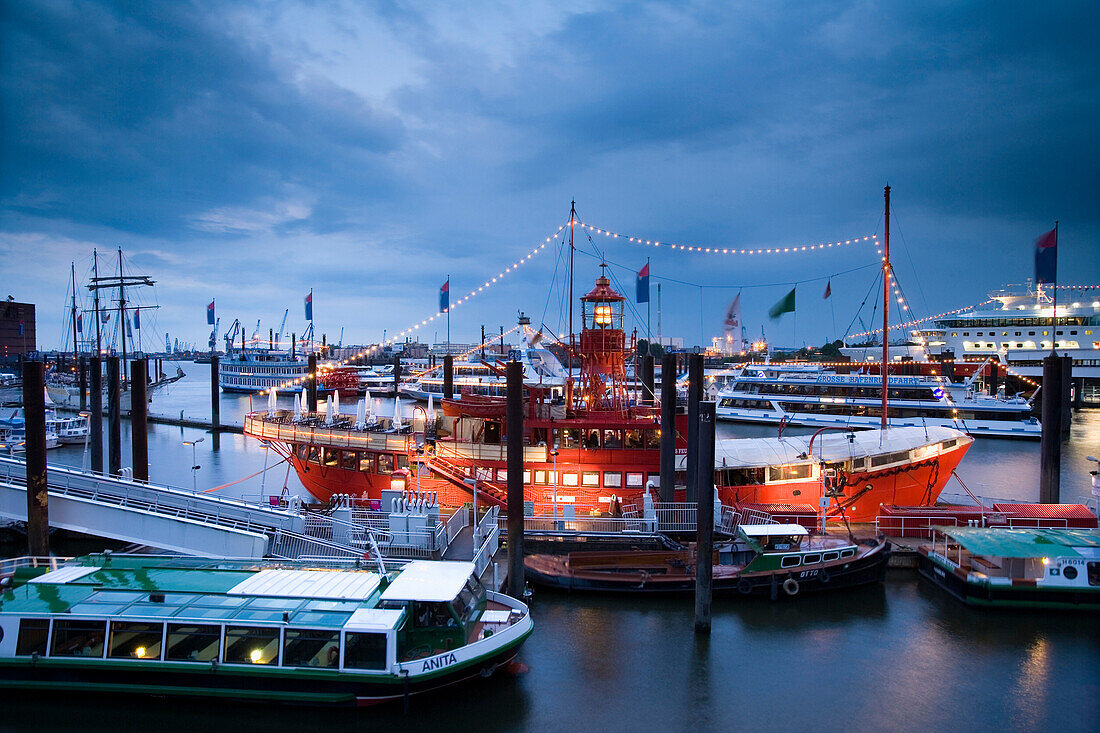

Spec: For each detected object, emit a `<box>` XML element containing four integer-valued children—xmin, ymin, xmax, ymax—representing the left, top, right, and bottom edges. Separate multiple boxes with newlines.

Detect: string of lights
<box><xmin>257</xmin><ymin>222</ymin><xmax>569</xmax><ymax>395</ymax></box>
<box><xmin>575</xmin><ymin>220</ymin><xmax>878</xmax><ymax>256</ymax></box>
<box><xmin>845</xmin><ymin>300</ymin><xmax>995</xmax><ymax>340</ymax></box>
<box><xmin>407</xmin><ymin>324</ymin><xmax>524</xmax><ymax>379</ymax></box>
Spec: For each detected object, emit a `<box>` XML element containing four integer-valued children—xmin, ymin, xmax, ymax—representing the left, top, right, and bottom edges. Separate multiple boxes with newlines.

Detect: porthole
<box><xmin>1063</xmin><ymin>565</ymin><xmax>1078</xmax><ymax>580</ymax></box>
<box><xmin>822</xmin><ymin>551</ymin><xmax>840</xmax><ymax>562</ymax></box>
<box><xmin>780</xmin><ymin>555</ymin><xmax>801</xmax><ymax>568</ymax></box>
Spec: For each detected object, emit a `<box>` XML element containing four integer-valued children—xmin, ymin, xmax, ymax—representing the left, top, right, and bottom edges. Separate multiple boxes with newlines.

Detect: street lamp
<box><xmin>183</xmin><ymin>437</ymin><xmax>204</xmax><ymax>492</ymax></box>
<box><xmin>79</xmin><ymin>411</ymin><xmax>91</xmax><ymax>473</ymax></box>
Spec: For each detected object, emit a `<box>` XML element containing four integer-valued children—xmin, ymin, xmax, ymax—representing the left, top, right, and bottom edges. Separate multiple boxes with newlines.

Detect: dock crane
<box><xmin>275</xmin><ymin>308</ymin><xmax>289</xmax><ymax>346</ymax></box>
<box><xmin>251</xmin><ymin>319</ymin><xmax>261</xmax><ymax>343</ymax></box>
<box><xmin>208</xmin><ymin>317</ymin><xmax>220</xmax><ymax>351</ymax></box>
<box><xmin>223</xmin><ymin>318</ymin><xmax>242</xmax><ymax>353</ymax></box>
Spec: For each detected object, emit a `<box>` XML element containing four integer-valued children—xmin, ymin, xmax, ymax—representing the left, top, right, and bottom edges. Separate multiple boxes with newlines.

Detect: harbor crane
<box><xmin>251</xmin><ymin>319</ymin><xmax>261</xmax><ymax>343</ymax></box>
<box><xmin>275</xmin><ymin>308</ymin><xmax>289</xmax><ymax>346</ymax></box>
<box><xmin>223</xmin><ymin>318</ymin><xmax>242</xmax><ymax>353</ymax></box>
<box><xmin>208</xmin><ymin>316</ymin><xmax>220</xmax><ymax>351</ymax></box>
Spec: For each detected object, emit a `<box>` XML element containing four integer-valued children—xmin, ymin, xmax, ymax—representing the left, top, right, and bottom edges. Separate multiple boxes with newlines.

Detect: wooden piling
<box><xmin>443</xmin><ymin>354</ymin><xmax>454</xmax><ymax>400</ymax></box>
<box><xmin>131</xmin><ymin>359</ymin><xmax>148</xmax><ymax>482</ymax></box>
<box><xmin>21</xmin><ymin>361</ymin><xmax>49</xmax><ymax>556</ymax></box>
<box><xmin>660</xmin><ymin>352</ymin><xmax>676</xmax><ymax>503</ymax></box>
<box><xmin>393</xmin><ymin>355</ymin><xmax>402</xmax><ymax>398</ymax></box>
<box><xmin>1039</xmin><ymin>354</ymin><xmax>1062</xmax><ymax>503</ymax></box>
<box><xmin>210</xmin><ymin>354</ymin><xmax>220</xmax><ymax>427</ymax></box>
<box><xmin>90</xmin><ymin>356</ymin><xmax>103</xmax><ymax>474</ymax></box>
<box><xmin>107</xmin><ymin>356</ymin><xmax>121</xmax><ymax>477</ymax></box>
<box><xmin>642</xmin><ymin>354</ymin><xmax>655</xmax><ymax>407</ymax></box>
<box><xmin>1060</xmin><ymin>356</ymin><xmax>1072</xmax><ymax>437</ymax></box>
<box><xmin>506</xmin><ymin>360</ymin><xmax>525</xmax><ymax>599</ymax></box>
<box><xmin>686</xmin><ymin>354</ymin><xmax>704</xmax><ymax>503</ymax></box>
<box><xmin>694</xmin><ymin>400</ymin><xmax>716</xmax><ymax>634</ymax></box>
<box><xmin>308</xmin><ymin>353</ymin><xmax>318</xmax><ymax>412</ymax></box>
<box><xmin>78</xmin><ymin>356</ymin><xmax>87</xmax><ymax>411</ymax></box>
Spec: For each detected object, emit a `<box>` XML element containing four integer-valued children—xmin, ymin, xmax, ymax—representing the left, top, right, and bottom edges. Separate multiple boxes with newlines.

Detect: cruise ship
<box><xmin>218</xmin><ymin>347</ymin><xmax>310</xmax><ymax>393</ymax></box>
<box><xmin>715</xmin><ymin>363</ymin><xmax>1040</xmax><ymax>439</ymax></box>
<box><xmin>913</xmin><ymin>284</ymin><xmax>1099</xmax><ymax>402</ymax></box>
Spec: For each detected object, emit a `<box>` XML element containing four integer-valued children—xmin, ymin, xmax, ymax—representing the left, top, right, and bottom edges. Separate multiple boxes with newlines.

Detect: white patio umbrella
<box><xmin>392</xmin><ymin>395</ymin><xmax>403</xmax><ymax>430</ymax></box>
<box><xmin>324</xmin><ymin>395</ymin><xmax>334</xmax><ymax>425</ymax></box>
<box><xmin>267</xmin><ymin>386</ymin><xmax>278</xmax><ymax>417</ymax></box>
<box><xmin>355</xmin><ymin>398</ymin><xmax>366</xmax><ymax>430</ymax></box>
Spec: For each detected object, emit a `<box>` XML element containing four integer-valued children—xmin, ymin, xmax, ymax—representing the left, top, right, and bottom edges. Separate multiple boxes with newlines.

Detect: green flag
<box><xmin>768</xmin><ymin>287</ymin><xmax>796</xmax><ymax>320</ymax></box>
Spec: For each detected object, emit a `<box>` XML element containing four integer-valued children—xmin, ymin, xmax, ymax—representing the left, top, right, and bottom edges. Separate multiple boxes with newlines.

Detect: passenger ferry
<box><xmin>917</xmin><ymin>527</ymin><xmax>1100</xmax><ymax>609</ymax></box>
<box><xmin>400</xmin><ymin>318</ymin><xmax>568</xmax><ymax>402</ymax></box>
<box><xmin>0</xmin><ymin>555</ymin><xmax>532</xmax><ymax>706</ymax></box>
<box><xmin>219</xmin><ymin>348</ymin><xmax>358</xmax><ymax>395</ymax></box>
<box><xmin>715</xmin><ymin>363</ymin><xmax>1040</xmax><ymax>439</ymax></box>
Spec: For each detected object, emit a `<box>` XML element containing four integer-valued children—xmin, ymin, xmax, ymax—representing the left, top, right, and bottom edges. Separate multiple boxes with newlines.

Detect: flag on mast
<box><xmin>636</xmin><ymin>262</ymin><xmax>650</xmax><ymax>303</ymax></box>
<box><xmin>723</xmin><ymin>293</ymin><xmax>742</xmax><ymax>352</ymax></box>
<box><xmin>823</xmin><ymin>280</ymin><xmax>832</xmax><ymax>299</ymax></box>
<box><xmin>305</xmin><ymin>290</ymin><xmax>313</xmax><ymax>320</ymax></box>
<box><xmin>768</xmin><ymin>287</ymin><xmax>796</xmax><ymax>320</ymax></box>
<box><xmin>133</xmin><ymin>308</ymin><xmax>140</xmax><ymax>330</ymax></box>
<box><xmin>439</xmin><ymin>279</ymin><xmax>449</xmax><ymax>312</ymax></box>
<box><xmin>1034</xmin><ymin>226</ymin><xmax>1057</xmax><ymax>284</ymax></box>
<box><xmin>77</xmin><ymin>313</ymin><xmax>83</xmax><ymax>333</ymax></box>
<box><xmin>207</xmin><ymin>299</ymin><xmax>215</xmax><ymax>325</ymax></box>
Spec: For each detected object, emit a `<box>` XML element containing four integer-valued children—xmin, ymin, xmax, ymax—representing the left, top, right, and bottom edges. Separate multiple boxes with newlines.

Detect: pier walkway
<box><xmin>0</xmin><ymin>457</ymin><xmax>493</xmax><ymax>564</ymax></box>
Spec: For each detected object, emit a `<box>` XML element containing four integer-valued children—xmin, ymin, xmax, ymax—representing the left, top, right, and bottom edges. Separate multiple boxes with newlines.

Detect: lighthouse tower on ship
<box><xmin>575</xmin><ymin>264</ymin><xmax>632</xmax><ymax>413</ymax></box>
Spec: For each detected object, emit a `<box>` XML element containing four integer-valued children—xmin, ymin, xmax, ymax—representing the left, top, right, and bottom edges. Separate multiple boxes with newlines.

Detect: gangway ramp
<box><xmin>0</xmin><ymin>456</ymin><xmax>304</xmax><ymax>558</ymax></box>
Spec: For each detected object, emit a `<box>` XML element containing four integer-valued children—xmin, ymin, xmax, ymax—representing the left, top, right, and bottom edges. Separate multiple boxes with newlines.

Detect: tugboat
<box><xmin>0</xmin><ymin>554</ymin><xmax>533</xmax><ymax>705</ymax></box>
<box><xmin>525</xmin><ymin>521</ymin><xmax>890</xmax><ymax>597</ymax></box>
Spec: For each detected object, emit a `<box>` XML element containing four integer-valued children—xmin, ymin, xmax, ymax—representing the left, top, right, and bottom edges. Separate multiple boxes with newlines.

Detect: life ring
<box><xmin>782</xmin><ymin>577</ymin><xmax>799</xmax><ymax>596</ymax></box>
<box><xmin>819</xmin><ymin>568</ymin><xmax>831</xmax><ymax>584</ymax></box>
<box><xmin>737</xmin><ymin>578</ymin><xmax>753</xmax><ymax>595</ymax></box>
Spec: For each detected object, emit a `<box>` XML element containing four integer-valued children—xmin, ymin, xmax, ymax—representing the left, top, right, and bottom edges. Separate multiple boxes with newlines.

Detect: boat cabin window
<box><xmin>50</xmin><ymin>619</ymin><xmax>106</xmax><ymax>658</ymax></box>
<box><xmin>283</xmin><ymin>628</ymin><xmax>340</xmax><ymax>668</ymax></box>
<box><xmin>322</xmin><ymin>448</ymin><xmax>340</xmax><ymax>467</ymax></box>
<box><xmin>822</xmin><ymin>551</ymin><xmax>840</xmax><ymax>562</ymax></box>
<box><xmin>223</xmin><ymin>626</ymin><xmax>280</xmax><ymax>665</ymax></box>
<box><xmin>1088</xmin><ymin>562</ymin><xmax>1100</xmax><ymax>587</ymax></box>
<box><xmin>378</xmin><ymin>454</ymin><xmax>395</xmax><ymax>473</ymax></box>
<box><xmin>584</xmin><ymin>430</ymin><xmax>601</xmax><ymax>449</ymax></box>
<box><xmin>557</xmin><ymin>428</ymin><xmax>581</xmax><ymax>448</ymax></box>
<box><xmin>780</xmin><ymin>555</ymin><xmax>801</xmax><ymax>568</ymax></box>
<box><xmin>165</xmin><ymin>623</ymin><xmax>220</xmax><ymax>662</ymax></box>
<box><xmin>343</xmin><ymin>632</ymin><xmax>387</xmax><ymax>670</ymax></box>
<box><xmin>603</xmin><ymin>430</ymin><xmax>622</xmax><ymax>449</ymax></box>
<box><xmin>484</xmin><ymin>420</ymin><xmax>501</xmax><ymax>444</ymax></box>
<box><xmin>340</xmin><ymin>451</ymin><xmax>357</xmax><ymax>470</ymax></box>
<box><xmin>108</xmin><ymin>621</ymin><xmax>163</xmax><ymax>660</ymax></box>
<box><xmin>358</xmin><ymin>452</ymin><xmax>375</xmax><ymax>472</ymax></box>
<box><xmin>15</xmin><ymin>618</ymin><xmax>49</xmax><ymax>656</ymax></box>
<box><xmin>722</xmin><ymin>467</ymin><xmax>765</xmax><ymax>486</ymax></box>
<box><xmin>624</xmin><ymin>429</ymin><xmax>643</xmax><ymax>449</ymax></box>
<box><xmin>413</xmin><ymin>601</ymin><xmax>458</xmax><ymax>629</ymax></box>
<box><xmin>767</xmin><ymin>463</ymin><xmax>812</xmax><ymax>482</ymax></box>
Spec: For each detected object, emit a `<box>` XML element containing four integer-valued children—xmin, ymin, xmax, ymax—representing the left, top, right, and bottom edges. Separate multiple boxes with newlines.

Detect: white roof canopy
<box><xmin>344</xmin><ymin>608</ymin><xmax>405</xmax><ymax>632</ymax></box>
<box><xmin>714</xmin><ymin>426</ymin><xmax>966</xmax><ymax>469</ymax></box>
<box><xmin>227</xmin><ymin>569</ymin><xmax>380</xmax><ymax>601</ymax></box>
<box><xmin>380</xmin><ymin>561</ymin><xmax>475</xmax><ymax>603</ymax></box>
<box><xmin>740</xmin><ymin>524</ymin><xmax>810</xmax><ymax>537</ymax></box>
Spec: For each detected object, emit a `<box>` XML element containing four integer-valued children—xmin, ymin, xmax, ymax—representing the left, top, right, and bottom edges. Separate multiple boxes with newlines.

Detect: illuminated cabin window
<box><xmin>594</xmin><ymin>304</ymin><xmax>613</xmax><ymax>326</ymax></box>
<box><xmin>223</xmin><ymin>626</ymin><xmax>279</xmax><ymax>665</ymax></box>
<box><xmin>108</xmin><ymin>621</ymin><xmax>163</xmax><ymax>660</ymax></box>
<box><xmin>766</xmin><ymin>463</ymin><xmax>812</xmax><ymax>482</ymax></box>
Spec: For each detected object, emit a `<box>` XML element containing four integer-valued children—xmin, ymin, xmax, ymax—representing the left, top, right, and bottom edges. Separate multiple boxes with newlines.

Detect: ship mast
<box><xmin>118</xmin><ymin>248</ymin><xmax>128</xmax><ymax>383</ymax></box>
<box><xmin>881</xmin><ymin>185</ymin><xmax>890</xmax><ymax>429</ymax></box>
<box><xmin>93</xmin><ymin>249</ymin><xmax>102</xmax><ymax>356</ymax></box>
<box><xmin>70</xmin><ymin>262</ymin><xmax>80</xmax><ymax>359</ymax></box>
<box><xmin>567</xmin><ymin>199</ymin><xmax>577</xmax><ymax>409</ymax></box>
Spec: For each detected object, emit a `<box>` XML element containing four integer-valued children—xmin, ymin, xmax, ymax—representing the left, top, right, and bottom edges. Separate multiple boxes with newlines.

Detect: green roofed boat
<box><xmin>917</xmin><ymin>527</ymin><xmax>1100</xmax><ymax>610</ymax></box>
<box><xmin>0</xmin><ymin>554</ymin><xmax>532</xmax><ymax>706</ymax></box>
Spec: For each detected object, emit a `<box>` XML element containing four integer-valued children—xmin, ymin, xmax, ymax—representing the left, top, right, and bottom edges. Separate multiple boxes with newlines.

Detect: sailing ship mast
<box><xmin>93</xmin><ymin>250</ymin><xmax>102</xmax><ymax>356</ymax></box>
<box><xmin>566</xmin><ymin>199</ymin><xmax>577</xmax><ymax>409</ymax></box>
<box><xmin>881</xmin><ymin>185</ymin><xmax>890</xmax><ymax>429</ymax></box>
<box><xmin>70</xmin><ymin>262</ymin><xmax>80</xmax><ymax>360</ymax></box>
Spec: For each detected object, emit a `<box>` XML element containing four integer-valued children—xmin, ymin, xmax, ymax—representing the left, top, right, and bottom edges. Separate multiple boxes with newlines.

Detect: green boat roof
<box><xmin>937</xmin><ymin>527</ymin><xmax>1100</xmax><ymax>559</ymax></box>
<box><xmin>0</xmin><ymin>555</ymin><xmax>399</xmax><ymax>627</ymax></box>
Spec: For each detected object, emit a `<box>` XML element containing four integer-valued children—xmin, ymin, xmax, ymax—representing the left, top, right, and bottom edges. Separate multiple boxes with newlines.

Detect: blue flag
<box><xmin>636</xmin><ymin>262</ymin><xmax>650</xmax><ymax>303</ymax></box>
<box><xmin>440</xmin><ymin>279</ymin><xmax>449</xmax><ymax>312</ymax></box>
<box><xmin>1034</xmin><ymin>226</ymin><xmax>1057</xmax><ymax>285</ymax></box>
<box><xmin>305</xmin><ymin>290</ymin><xmax>313</xmax><ymax>320</ymax></box>
<box><xmin>133</xmin><ymin>308</ymin><xmax>140</xmax><ymax>330</ymax></box>
<box><xmin>77</xmin><ymin>313</ymin><xmax>83</xmax><ymax>333</ymax></box>
<box><xmin>207</xmin><ymin>299</ymin><xmax>215</xmax><ymax>325</ymax></box>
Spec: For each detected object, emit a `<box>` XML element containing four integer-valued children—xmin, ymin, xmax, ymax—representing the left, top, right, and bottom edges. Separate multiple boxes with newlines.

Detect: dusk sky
<box><xmin>2</xmin><ymin>1</ymin><xmax>1097</xmax><ymax>354</ymax></box>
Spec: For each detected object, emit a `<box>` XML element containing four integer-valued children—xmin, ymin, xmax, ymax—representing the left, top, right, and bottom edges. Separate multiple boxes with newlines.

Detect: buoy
<box><xmin>782</xmin><ymin>577</ymin><xmax>799</xmax><ymax>596</ymax></box>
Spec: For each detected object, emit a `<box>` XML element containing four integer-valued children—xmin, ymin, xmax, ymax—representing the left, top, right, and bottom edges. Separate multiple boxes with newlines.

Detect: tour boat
<box><xmin>525</xmin><ymin>523</ymin><xmax>890</xmax><ymax>597</ymax></box>
<box><xmin>917</xmin><ymin>527</ymin><xmax>1100</xmax><ymax>610</ymax></box>
<box><xmin>400</xmin><ymin>317</ymin><xmax>568</xmax><ymax>402</ymax></box>
<box><xmin>714</xmin><ymin>363</ymin><xmax>1040</xmax><ymax>439</ymax></box>
<box><xmin>0</xmin><ymin>554</ymin><xmax>532</xmax><ymax>706</ymax></box>
<box><xmin>219</xmin><ymin>347</ymin><xmax>357</xmax><ymax>396</ymax></box>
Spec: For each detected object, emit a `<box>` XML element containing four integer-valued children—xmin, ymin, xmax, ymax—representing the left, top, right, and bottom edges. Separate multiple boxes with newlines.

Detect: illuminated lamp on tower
<box><xmin>577</xmin><ymin>264</ymin><xmax>629</xmax><ymax>413</ymax></box>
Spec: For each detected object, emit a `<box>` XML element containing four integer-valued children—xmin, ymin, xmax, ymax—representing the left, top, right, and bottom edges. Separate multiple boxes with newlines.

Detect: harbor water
<box><xmin>8</xmin><ymin>363</ymin><xmax>1100</xmax><ymax>731</ymax></box>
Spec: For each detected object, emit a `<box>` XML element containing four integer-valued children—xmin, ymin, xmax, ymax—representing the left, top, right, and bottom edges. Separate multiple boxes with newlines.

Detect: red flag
<box><xmin>823</xmin><ymin>280</ymin><xmax>831</xmax><ymax>299</ymax></box>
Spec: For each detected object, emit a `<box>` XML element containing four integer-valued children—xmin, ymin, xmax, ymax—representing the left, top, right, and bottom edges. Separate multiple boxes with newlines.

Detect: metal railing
<box><xmin>445</xmin><ymin>506</ymin><xmax>470</xmax><ymax>542</ymax></box>
<box><xmin>472</xmin><ymin>507</ymin><xmax>500</xmax><ymax>578</ymax></box>
<box><xmin>875</xmin><ymin>515</ymin><xmax>962</xmax><ymax>539</ymax></box>
<box><xmin>0</xmin><ymin>556</ymin><xmax>74</xmax><ymax>574</ymax></box>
